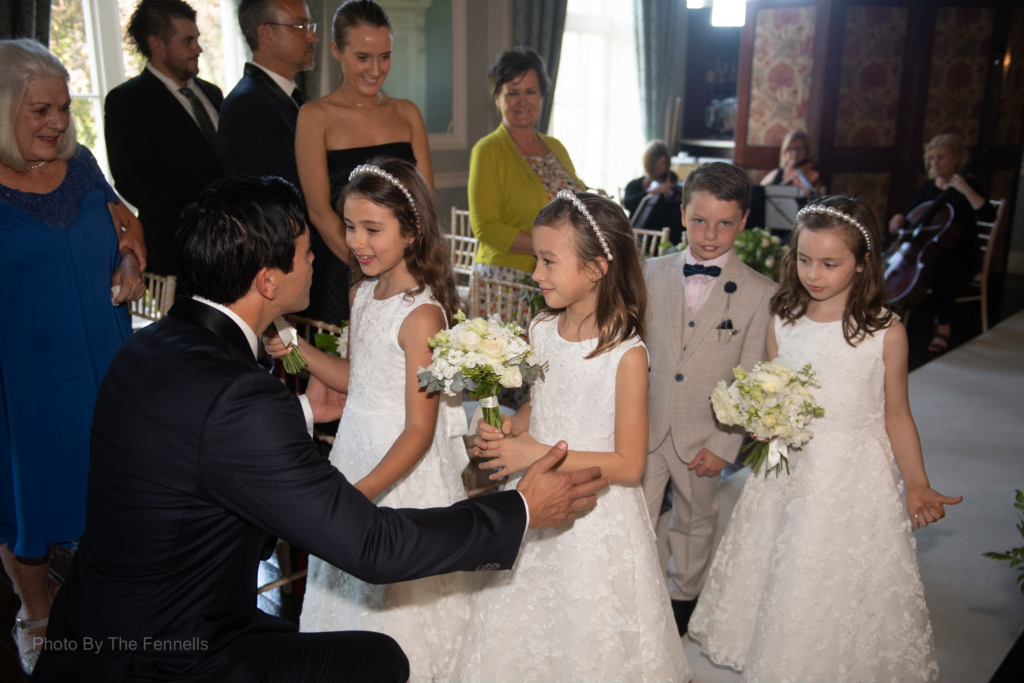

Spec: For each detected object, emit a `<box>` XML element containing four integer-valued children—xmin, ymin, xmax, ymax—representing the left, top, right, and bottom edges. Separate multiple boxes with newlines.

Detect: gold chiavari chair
<box><xmin>955</xmin><ymin>198</ymin><xmax>1006</xmax><ymax>332</ymax></box>
<box><xmin>129</xmin><ymin>273</ymin><xmax>176</xmax><ymax>324</ymax></box>
<box><xmin>633</xmin><ymin>226</ymin><xmax>672</xmax><ymax>259</ymax></box>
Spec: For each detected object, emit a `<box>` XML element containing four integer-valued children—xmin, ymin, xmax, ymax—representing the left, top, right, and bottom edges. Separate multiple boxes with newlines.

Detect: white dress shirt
<box><xmin>247</xmin><ymin>61</ymin><xmax>299</xmax><ymax>105</ymax></box>
<box><xmin>146</xmin><ymin>62</ymin><xmax>220</xmax><ymax>129</ymax></box>
<box><xmin>191</xmin><ymin>296</ymin><xmax>314</xmax><ymax>435</ymax></box>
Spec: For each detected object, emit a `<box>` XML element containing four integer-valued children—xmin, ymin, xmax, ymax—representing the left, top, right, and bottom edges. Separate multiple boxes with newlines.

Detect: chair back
<box><xmin>977</xmin><ymin>198</ymin><xmax>1005</xmax><ymax>280</ymax></box>
<box><xmin>451</xmin><ymin>207</ymin><xmax>473</xmax><ymax>238</ymax></box>
<box><xmin>472</xmin><ymin>277</ymin><xmax>541</xmax><ymax>335</ymax></box>
<box><xmin>288</xmin><ymin>316</ymin><xmax>348</xmax><ymax>342</ymax></box>
<box><xmin>130</xmin><ymin>273</ymin><xmax>177</xmax><ymax>322</ymax></box>
<box><xmin>633</xmin><ymin>226</ymin><xmax>671</xmax><ymax>258</ymax></box>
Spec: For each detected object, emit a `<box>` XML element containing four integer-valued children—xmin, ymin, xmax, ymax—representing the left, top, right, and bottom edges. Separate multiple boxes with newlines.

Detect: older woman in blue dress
<box><xmin>0</xmin><ymin>38</ymin><xmax>146</xmax><ymax>674</ymax></box>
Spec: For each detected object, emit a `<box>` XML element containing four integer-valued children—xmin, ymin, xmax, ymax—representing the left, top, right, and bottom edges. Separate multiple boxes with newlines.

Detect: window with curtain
<box><xmin>48</xmin><ymin>0</ymin><xmax>245</xmax><ymax>181</ymax></box>
<box><xmin>549</xmin><ymin>0</ymin><xmax>644</xmax><ymax>200</ymax></box>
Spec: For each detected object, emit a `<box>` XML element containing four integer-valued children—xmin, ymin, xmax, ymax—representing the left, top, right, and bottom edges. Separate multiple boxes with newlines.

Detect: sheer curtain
<box><xmin>549</xmin><ymin>0</ymin><xmax>644</xmax><ymax>199</ymax></box>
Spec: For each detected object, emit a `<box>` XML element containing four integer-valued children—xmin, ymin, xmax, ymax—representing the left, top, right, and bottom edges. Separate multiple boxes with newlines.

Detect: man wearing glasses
<box><xmin>219</xmin><ymin>0</ymin><xmax>318</xmax><ymax>187</ymax></box>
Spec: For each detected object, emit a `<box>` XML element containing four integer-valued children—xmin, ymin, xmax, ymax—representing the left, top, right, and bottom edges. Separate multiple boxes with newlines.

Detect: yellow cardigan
<box><xmin>467</xmin><ymin>124</ymin><xmax>584</xmax><ymax>272</ymax></box>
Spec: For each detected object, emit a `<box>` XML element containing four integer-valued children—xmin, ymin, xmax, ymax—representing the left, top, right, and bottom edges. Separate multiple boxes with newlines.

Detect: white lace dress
<box><xmin>299</xmin><ymin>280</ymin><xmax>472</xmax><ymax>683</ymax></box>
<box><xmin>453</xmin><ymin>316</ymin><xmax>691</xmax><ymax>683</ymax></box>
<box><xmin>689</xmin><ymin>315</ymin><xmax>939</xmax><ymax>682</ymax></box>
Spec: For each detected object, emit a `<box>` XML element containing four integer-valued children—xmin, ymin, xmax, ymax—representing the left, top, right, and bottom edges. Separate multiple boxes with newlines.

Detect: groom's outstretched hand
<box><xmin>517</xmin><ymin>442</ymin><xmax>609</xmax><ymax>529</ymax></box>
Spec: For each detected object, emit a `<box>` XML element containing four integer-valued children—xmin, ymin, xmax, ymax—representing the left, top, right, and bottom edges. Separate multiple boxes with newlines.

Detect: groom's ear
<box><xmin>253</xmin><ymin>266</ymin><xmax>276</xmax><ymax>300</ymax></box>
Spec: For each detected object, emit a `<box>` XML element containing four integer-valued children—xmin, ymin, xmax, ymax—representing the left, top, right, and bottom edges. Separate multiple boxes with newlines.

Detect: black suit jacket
<box><xmin>219</xmin><ymin>64</ymin><xmax>301</xmax><ymax>187</ymax></box>
<box><xmin>104</xmin><ymin>69</ymin><xmax>225</xmax><ymax>276</ymax></box>
<box><xmin>33</xmin><ymin>298</ymin><xmax>526</xmax><ymax>683</ymax></box>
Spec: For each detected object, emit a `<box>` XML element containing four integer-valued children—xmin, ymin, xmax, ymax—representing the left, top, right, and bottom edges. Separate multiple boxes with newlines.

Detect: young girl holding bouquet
<box><xmin>268</xmin><ymin>158</ymin><xmax>471</xmax><ymax>682</ymax></box>
<box><xmin>689</xmin><ymin>196</ymin><xmax>962</xmax><ymax>682</ymax></box>
<box><xmin>455</xmin><ymin>192</ymin><xmax>691</xmax><ymax>682</ymax></box>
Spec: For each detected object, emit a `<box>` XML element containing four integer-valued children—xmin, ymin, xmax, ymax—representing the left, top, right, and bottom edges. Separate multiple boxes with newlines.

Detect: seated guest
<box><xmin>889</xmin><ymin>133</ymin><xmax>995</xmax><ymax>354</ymax></box>
<box><xmin>622</xmin><ymin>140</ymin><xmax>683</xmax><ymax>243</ymax></box>
<box><xmin>469</xmin><ymin>47</ymin><xmax>585</xmax><ymax>283</ymax></box>
<box><xmin>32</xmin><ymin>176</ymin><xmax>607</xmax><ymax>683</ymax></box>
<box><xmin>105</xmin><ymin>0</ymin><xmax>225</xmax><ymax>276</ymax></box>
<box><xmin>0</xmin><ymin>38</ymin><xmax>145</xmax><ymax>675</ymax></box>
<box><xmin>759</xmin><ymin>129</ymin><xmax>821</xmax><ymax>196</ymax></box>
<box><xmin>296</xmin><ymin>0</ymin><xmax>433</xmax><ymax>324</ymax></box>
<box><xmin>219</xmin><ymin>0</ymin><xmax>318</xmax><ymax>187</ymax></box>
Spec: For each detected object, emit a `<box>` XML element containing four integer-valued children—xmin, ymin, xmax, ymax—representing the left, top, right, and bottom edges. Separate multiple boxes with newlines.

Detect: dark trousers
<box><xmin>930</xmin><ymin>253</ymin><xmax>977</xmax><ymax>325</ymax></box>
<box><xmin>263</xmin><ymin>631</ymin><xmax>408</xmax><ymax>683</ymax></box>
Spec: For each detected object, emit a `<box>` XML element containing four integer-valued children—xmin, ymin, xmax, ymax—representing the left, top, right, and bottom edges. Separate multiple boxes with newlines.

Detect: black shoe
<box><xmin>671</xmin><ymin>598</ymin><xmax>698</xmax><ymax>636</ymax></box>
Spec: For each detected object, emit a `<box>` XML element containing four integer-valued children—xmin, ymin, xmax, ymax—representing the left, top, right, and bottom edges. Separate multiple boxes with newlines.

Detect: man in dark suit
<box><xmin>219</xmin><ymin>0</ymin><xmax>317</xmax><ymax>186</ymax></box>
<box><xmin>32</xmin><ymin>177</ymin><xmax>606</xmax><ymax>683</ymax></box>
<box><xmin>104</xmin><ymin>0</ymin><xmax>225</xmax><ymax>276</ymax></box>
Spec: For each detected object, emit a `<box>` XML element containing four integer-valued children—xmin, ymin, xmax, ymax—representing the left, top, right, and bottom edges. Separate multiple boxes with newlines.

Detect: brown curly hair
<box><xmin>339</xmin><ymin>157</ymin><xmax>460</xmax><ymax>324</ymax></box>
<box><xmin>771</xmin><ymin>195</ymin><xmax>895</xmax><ymax>346</ymax></box>
<box><xmin>532</xmin><ymin>192</ymin><xmax>647</xmax><ymax>358</ymax></box>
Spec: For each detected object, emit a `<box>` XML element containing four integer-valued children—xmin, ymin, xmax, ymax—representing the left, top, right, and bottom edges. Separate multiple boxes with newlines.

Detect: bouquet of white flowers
<box><xmin>711</xmin><ymin>361</ymin><xmax>825</xmax><ymax>477</ymax></box>
<box><xmin>418</xmin><ymin>311</ymin><xmax>545</xmax><ymax>431</ymax></box>
<box><xmin>313</xmin><ymin>321</ymin><xmax>350</xmax><ymax>359</ymax></box>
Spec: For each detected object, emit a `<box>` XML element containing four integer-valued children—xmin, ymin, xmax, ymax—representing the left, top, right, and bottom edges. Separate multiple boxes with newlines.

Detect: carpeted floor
<box><xmin>667</xmin><ymin>310</ymin><xmax>1024</xmax><ymax>683</ymax></box>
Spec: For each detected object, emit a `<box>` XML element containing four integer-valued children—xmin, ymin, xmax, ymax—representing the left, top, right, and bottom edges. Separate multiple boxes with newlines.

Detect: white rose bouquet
<box><xmin>711</xmin><ymin>361</ymin><xmax>825</xmax><ymax>477</ymax></box>
<box><xmin>417</xmin><ymin>311</ymin><xmax>545</xmax><ymax>432</ymax></box>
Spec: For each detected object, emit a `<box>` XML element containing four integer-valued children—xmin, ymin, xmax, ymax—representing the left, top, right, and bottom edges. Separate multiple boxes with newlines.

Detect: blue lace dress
<box><xmin>0</xmin><ymin>147</ymin><xmax>131</xmax><ymax>558</ymax></box>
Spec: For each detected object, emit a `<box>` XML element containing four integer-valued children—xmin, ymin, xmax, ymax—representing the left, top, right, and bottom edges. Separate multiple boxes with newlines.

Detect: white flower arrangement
<box><xmin>711</xmin><ymin>361</ymin><xmax>825</xmax><ymax>476</ymax></box>
<box><xmin>417</xmin><ymin>311</ymin><xmax>544</xmax><ymax>430</ymax></box>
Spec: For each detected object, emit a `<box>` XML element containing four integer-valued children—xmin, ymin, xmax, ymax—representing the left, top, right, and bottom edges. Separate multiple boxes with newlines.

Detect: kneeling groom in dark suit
<box><xmin>33</xmin><ymin>177</ymin><xmax>607</xmax><ymax>683</ymax></box>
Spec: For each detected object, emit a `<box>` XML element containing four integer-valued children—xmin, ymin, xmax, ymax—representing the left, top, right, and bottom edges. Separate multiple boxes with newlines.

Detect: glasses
<box><xmin>266</xmin><ymin>22</ymin><xmax>317</xmax><ymax>35</ymax></box>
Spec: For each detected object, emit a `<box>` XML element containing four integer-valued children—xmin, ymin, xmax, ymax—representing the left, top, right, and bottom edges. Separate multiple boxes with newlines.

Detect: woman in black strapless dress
<box><xmin>295</xmin><ymin>2</ymin><xmax>434</xmax><ymax>324</ymax></box>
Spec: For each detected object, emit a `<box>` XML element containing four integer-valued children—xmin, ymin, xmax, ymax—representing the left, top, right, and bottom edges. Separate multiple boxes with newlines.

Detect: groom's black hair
<box><xmin>176</xmin><ymin>176</ymin><xmax>307</xmax><ymax>305</ymax></box>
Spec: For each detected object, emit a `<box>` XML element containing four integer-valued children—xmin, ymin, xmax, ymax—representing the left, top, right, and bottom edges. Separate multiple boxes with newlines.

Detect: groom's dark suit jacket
<box><xmin>33</xmin><ymin>298</ymin><xmax>526</xmax><ymax>683</ymax></box>
<box><xmin>104</xmin><ymin>69</ymin><xmax>225</xmax><ymax>276</ymax></box>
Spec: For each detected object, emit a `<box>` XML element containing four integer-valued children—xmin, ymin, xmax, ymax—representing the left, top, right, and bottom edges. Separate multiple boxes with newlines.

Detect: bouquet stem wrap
<box><xmin>742</xmin><ymin>438</ymin><xmax>790</xmax><ymax>477</ymax></box>
<box><xmin>477</xmin><ymin>395</ymin><xmax>503</xmax><ymax>433</ymax></box>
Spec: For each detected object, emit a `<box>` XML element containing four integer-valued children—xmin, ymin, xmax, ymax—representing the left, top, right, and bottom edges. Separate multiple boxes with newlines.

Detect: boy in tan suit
<box><xmin>643</xmin><ymin>162</ymin><xmax>777</xmax><ymax>634</ymax></box>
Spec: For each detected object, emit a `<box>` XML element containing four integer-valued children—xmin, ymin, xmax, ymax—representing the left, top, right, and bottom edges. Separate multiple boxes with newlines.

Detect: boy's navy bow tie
<box><xmin>683</xmin><ymin>263</ymin><xmax>721</xmax><ymax>277</ymax></box>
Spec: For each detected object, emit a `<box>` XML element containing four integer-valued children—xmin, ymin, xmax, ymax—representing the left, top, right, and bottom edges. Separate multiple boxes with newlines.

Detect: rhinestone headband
<box><xmin>555</xmin><ymin>190</ymin><xmax>613</xmax><ymax>261</ymax></box>
<box><xmin>796</xmin><ymin>204</ymin><xmax>872</xmax><ymax>252</ymax></box>
<box><xmin>349</xmin><ymin>164</ymin><xmax>419</xmax><ymax>219</ymax></box>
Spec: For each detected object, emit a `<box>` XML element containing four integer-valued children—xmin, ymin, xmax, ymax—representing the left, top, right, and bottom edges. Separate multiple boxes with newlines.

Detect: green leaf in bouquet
<box><xmin>314</xmin><ymin>333</ymin><xmax>340</xmax><ymax>356</ymax></box>
<box><xmin>280</xmin><ymin>345</ymin><xmax>307</xmax><ymax>374</ymax></box>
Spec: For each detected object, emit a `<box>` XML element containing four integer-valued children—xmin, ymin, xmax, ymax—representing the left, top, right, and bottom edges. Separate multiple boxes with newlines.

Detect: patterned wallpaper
<box><xmin>830</xmin><ymin>173</ymin><xmax>890</xmax><ymax>229</ymax></box>
<box><xmin>990</xmin><ymin>169</ymin><xmax>1015</xmax><ymax>205</ymax></box>
<box><xmin>922</xmin><ymin>7</ymin><xmax>994</xmax><ymax>146</ymax></box>
<box><xmin>746</xmin><ymin>6</ymin><xmax>818</xmax><ymax>147</ymax></box>
<box><xmin>999</xmin><ymin>6</ymin><xmax>1024</xmax><ymax>146</ymax></box>
<box><xmin>834</xmin><ymin>6</ymin><xmax>908</xmax><ymax>148</ymax></box>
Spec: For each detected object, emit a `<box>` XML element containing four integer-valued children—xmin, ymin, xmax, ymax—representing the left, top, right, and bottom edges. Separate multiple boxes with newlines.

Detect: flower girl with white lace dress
<box><xmin>689</xmin><ymin>196</ymin><xmax>962</xmax><ymax>682</ymax></box>
<box><xmin>454</xmin><ymin>192</ymin><xmax>690</xmax><ymax>683</ymax></box>
<box><xmin>268</xmin><ymin>160</ymin><xmax>471</xmax><ymax>682</ymax></box>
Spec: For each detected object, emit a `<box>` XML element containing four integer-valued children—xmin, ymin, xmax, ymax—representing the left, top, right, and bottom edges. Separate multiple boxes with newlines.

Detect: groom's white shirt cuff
<box><xmin>518</xmin><ymin>493</ymin><xmax>530</xmax><ymax>538</ymax></box>
<box><xmin>192</xmin><ymin>296</ymin><xmax>314</xmax><ymax>436</ymax></box>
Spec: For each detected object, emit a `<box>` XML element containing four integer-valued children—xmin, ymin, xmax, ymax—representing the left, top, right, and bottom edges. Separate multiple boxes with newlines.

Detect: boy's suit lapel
<box><xmin>679</xmin><ymin>251</ymin><xmax>744</xmax><ymax>367</ymax></box>
<box><xmin>667</xmin><ymin>252</ymin><xmax>686</xmax><ymax>360</ymax></box>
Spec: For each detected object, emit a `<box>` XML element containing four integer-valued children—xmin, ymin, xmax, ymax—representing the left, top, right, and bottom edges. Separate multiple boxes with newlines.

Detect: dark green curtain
<box><xmin>512</xmin><ymin>0</ymin><xmax>567</xmax><ymax>134</ymax></box>
<box><xmin>0</xmin><ymin>0</ymin><xmax>50</xmax><ymax>42</ymax></box>
<box><xmin>634</xmin><ymin>0</ymin><xmax>680</xmax><ymax>143</ymax></box>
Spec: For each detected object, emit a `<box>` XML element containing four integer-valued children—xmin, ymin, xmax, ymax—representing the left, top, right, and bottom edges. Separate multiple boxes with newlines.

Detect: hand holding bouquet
<box><xmin>417</xmin><ymin>311</ymin><xmax>545</xmax><ymax>431</ymax></box>
<box><xmin>711</xmin><ymin>361</ymin><xmax>825</xmax><ymax>477</ymax></box>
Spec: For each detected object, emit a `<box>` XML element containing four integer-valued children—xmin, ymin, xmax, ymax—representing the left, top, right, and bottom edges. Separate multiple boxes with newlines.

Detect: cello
<box><xmin>882</xmin><ymin>188</ymin><xmax>962</xmax><ymax>309</ymax></box>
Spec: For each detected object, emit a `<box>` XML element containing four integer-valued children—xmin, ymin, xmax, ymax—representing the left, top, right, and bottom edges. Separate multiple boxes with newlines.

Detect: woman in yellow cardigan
<box><xmin>469</xmin><ymin>47</ymin><xmax>585</xmax><ymax>282</ymax></box>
